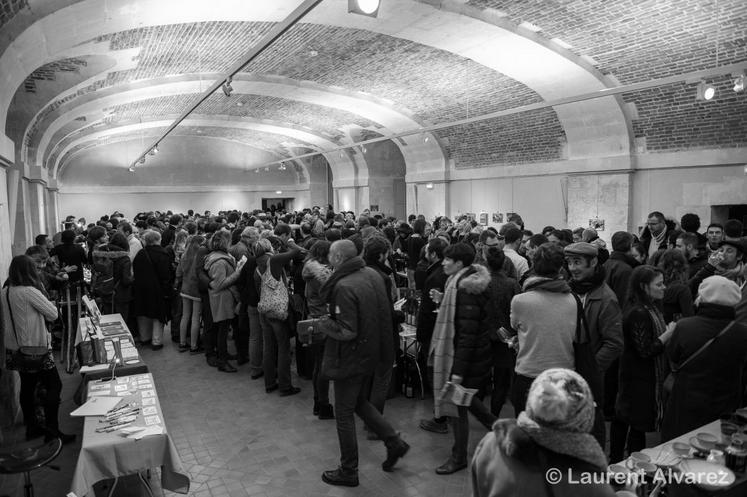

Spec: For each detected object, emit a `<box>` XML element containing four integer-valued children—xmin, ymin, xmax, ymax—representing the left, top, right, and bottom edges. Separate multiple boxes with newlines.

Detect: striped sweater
<box><xmin>1</xmin><ymin>286</ymin><xmax>57</xmax><ymax>352</ymax></box>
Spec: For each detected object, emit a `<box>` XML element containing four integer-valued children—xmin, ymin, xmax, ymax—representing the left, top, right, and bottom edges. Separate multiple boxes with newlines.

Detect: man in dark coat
<box><xmin>416</xmin><ymin>238</ymin><xmax>450</xmax><ymax>434</ymax></box>
<box><xmin>662</xmin><ymin>276</ymin><xmax>747</xmax><ymax>440</ymax></box>
<box><xmin>319</xmin><ymin>240</ymin><xmax>409</xmax><ymax>487</ymax></box>
<box><xmin>639</xmin><ymin>211</ymin><xmax>674</xmax><ymax>263</ymax></box>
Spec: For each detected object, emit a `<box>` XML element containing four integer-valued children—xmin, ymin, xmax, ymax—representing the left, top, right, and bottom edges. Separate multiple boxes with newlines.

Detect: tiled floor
<box><xmin>1</xmin><ymin>338</ymin><xmax>501</xmax><ymax>497</ymax></box>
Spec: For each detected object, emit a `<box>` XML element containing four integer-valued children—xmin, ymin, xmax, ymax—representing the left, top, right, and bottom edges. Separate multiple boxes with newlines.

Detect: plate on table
<box><xmin>641</xmin><ymin>446</ymin><xmax>681</xmax><ymax>468</ymax></box>
<box><xmin>678</xmin><ymin>459</ymin><xmax>735</xmax><ymax>491</ymax></box>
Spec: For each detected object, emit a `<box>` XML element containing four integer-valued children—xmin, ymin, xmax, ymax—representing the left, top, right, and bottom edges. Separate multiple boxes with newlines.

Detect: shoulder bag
<box><xmin>257</xmin><ymin>265</ymin><xmax>289</xmax><ymax>321</ymax></box>
<box><xmin>5</xmin><ymin>289</ymin><xmax>52</xmax><ymax>373</ymax></box>
<box><xmin>663</xmin><ymin>320</ymin><xmax>736</xmax><ymax>394</ymax></box>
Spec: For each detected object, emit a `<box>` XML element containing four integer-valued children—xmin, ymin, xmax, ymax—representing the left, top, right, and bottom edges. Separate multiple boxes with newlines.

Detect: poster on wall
<box><xmin>479</xmin><ymin>212</ymin><xmax>488</xmax><ymax>225</ymax></box>
<box><xmin>589</xmin><ymin>218</ymin><xmax>606</xmax><ymax>231</ymax></box>
<box><xmin>492</xmin><ymin>212</ymin><xmax>504</xmax><ymax>224</ymax></box>
<box><xmin>465</xmin><ymin>212</ymin><xmax>476</xmax><ymax>222</ymax></box>
<box><xmin>370</xmin><ymin>204</ymin><xmax>379</xmax><ymax>212</ymax></box>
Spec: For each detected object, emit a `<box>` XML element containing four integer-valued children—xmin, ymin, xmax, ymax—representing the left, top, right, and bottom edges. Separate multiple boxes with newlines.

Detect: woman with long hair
<box><xmin>2</xmin><ymin>255</ymin><xmax>74</xmax><ymax>443</ymax></box>
<box><xmin>302</xmin><ymin>240</ymin><xmax>333</xmax><ymax>418</ymax></box>
<box><xmin>176</xmin><ymin>235</ymin><xmax>205</xmax><ymax>353</ymax></box>
<box><xmin>657</xmin><ymin>249</ymin><xmax>694</xmax><ymax>323</ymax></box>
<box><xmin>610</xmin><ymin>265</ymin><xmax>675</xmax><ymax>461</ymax></box>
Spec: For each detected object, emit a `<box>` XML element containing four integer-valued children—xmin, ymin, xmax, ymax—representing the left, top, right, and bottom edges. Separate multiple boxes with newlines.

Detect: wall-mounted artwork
<box><xmin>492</xmin><ymin>212</ymin><xmax>504</xmax><ymax>224</ymax></box>
<box><xmin>589</xmin><ymin>218</ymin><xmax>605</xmax><ymax>231</ymax></box>
<box><xmin>370</xmin><ymin>204</ymin><xmax>379</xmax><ymax>212</ymax></box>
<box><xmin>479</xmin><ymin>212</ymin><xmax>488</xmax><ymax>225</ymax></box>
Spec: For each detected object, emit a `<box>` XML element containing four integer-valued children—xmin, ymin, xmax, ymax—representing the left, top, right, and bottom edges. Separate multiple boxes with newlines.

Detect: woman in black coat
<box><xmin>610</xmin><ymin>265</ymin><xmax>675</xmax><ymax>462</ymax></box>
<box><xmin>133</xmin><ymin>229</ymin><xmax>174</xmax><ymax>350</ymax></box>
<box><xmin>661</xmin><ymin>276</ymin><xmax>747</xmax><ymax>441</ymax></box>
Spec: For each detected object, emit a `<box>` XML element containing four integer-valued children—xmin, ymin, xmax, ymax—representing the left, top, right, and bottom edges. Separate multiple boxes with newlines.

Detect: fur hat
<box><xmin>525</xmin><ymin>368</ymin><xmax>595</xmax><ymax>434</ymax></box>
<box><xmin>696</xmin><ymin>275</ymin><xmax>741</xmax><ymax>307</ymax></box>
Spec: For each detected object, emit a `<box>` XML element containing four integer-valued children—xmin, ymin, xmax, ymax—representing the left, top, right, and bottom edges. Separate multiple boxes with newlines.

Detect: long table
<box><xmin>73</xmin><ymin>314</ymin><xmax>148</xmax><ymax>405</ymax></box>
<box><xmin>70</xmin><ymin>372</ymin><xmax>190</xmax><ymax>497</ymax></box>
<box><xmin>616</xmin><ymin>420</ymin><xmax>747</xmax><ymax>496</ymax></box>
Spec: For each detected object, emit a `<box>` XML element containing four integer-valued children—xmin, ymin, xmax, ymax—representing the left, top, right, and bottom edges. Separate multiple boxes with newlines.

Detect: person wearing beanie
<box><xmin>661</xmin><ymin>276</ymin><xmax>747</xmax><ymax>440</ymax></box>
<box><xmin>471</xmin><ymin>369</ymin><xmax>615</xmax><ymax>497</ymax></box>
<box><xmin>564</xmin><ymin>242</ymin><xmax>623</xmax><ymax>446</ymax></box>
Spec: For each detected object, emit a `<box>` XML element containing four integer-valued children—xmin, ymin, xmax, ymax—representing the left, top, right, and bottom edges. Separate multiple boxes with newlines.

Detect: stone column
<box><xmin>46</xmin><ymin>182</ymin><xmax>60</xmax><ymax>235</ymax></box>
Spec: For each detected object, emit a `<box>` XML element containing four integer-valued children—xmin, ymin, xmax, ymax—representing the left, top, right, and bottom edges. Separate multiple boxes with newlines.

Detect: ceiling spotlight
<box><xmin>423</xmin><ymin>134</ymin><xmax>430</xmax><ymax>143</ymax></box>
<box><xmin>279</xmin><ymin>162</ymin><xmax>286</xmax><ymax>170</ymax></box>
<box><xmin>138</xmin><ymin>157</ymin><xmax>146</xmax><ymax>164</ymax></box>
<box><xmin>348</xmin><ymin>0</ymin><xmax>380</xmax><ymax>17</ymax></box>
<box><xmin>149</xmin><ymin>145</ymin><xmax>159</xmax><ymax>156</ymax></box>
<box><xmin>734</xmin><ymin>73</ymin><xmax>745</xmax><ymax>93</ymax></box>
<box><xmin>425</xmin><ymin>182</ymin><xmax>434</xmax><ymax>190</ymax></box>
<box><xmin>340</xmin><ymin>151</ymin><xmax>345</xmax><ymax>158</ymax></box>
<box><xmin>222</xmin><ymin>77</ymin><xmax>233</xmax><ymax>97</ymax></box>
<box><xmin>275</xmin><ymin>190</ymin><xmax>282</xmax><ymax>195</ymax></box>
<box><xmin>696</xmin><ymin>81</ymin><xmax>716</xmax><ymax>101</ymax></box>
<box><xmin>128</xmin><ymin>165</ymin><xmax>136</xmax><ymax>173</ymax></box>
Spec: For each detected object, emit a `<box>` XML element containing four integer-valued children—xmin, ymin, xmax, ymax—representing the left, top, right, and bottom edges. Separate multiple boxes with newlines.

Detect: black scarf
<box><xmin>523</xmin><ymin>276</ymin><xmax>571</xmax><ymax>294</ymax></box>
<box><xmin>320</xmin><ymin>256</ymin><xmax>366</xmax><ymax>304</ymax></box>
<box><xmin>568</xmin><ymin>265</ymin><xmax>607</xmax><ymax>295</ymax></box>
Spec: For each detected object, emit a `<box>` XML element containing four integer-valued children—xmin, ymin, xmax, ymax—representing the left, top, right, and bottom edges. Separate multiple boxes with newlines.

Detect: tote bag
<box><xmin>257</xmin><ymin>266</ymin><xmax>289</xmax><ymax>321</ymax></box>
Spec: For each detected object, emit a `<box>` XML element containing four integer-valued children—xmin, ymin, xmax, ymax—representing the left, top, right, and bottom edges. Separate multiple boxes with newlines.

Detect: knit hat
<box><xmin>564</xmin><ymin>242</ymin><xmax>598</xmax><ymax>258</ymax></box>
<box><xmin>525</xmin><ymin>368</ymin><xmax>595</xmax><ymax>434</ymax></box>
<box><xmin>696</xmin><ymin>275</ymin><xmax>742</xmax><ymax>307</ymax></box>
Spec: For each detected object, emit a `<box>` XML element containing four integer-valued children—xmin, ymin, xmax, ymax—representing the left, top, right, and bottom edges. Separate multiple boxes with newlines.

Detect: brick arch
<box><xmin>0</xmin><ymin>0</ymin><xmax>622</xmax><ymax>176</ymax></box>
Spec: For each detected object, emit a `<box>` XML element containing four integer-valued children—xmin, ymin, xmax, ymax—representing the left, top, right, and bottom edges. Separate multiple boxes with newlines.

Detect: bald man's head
<box><xmin>329</xmin><ymin>239</ymin><xmax>358</xmax><ymax>269</ymax></box>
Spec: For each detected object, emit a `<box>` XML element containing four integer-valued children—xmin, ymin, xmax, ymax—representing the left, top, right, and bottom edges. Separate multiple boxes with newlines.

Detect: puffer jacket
<box><xmin>471</xmin><ymin>419</ymin><xmax>616</xmax><ymax>497</ymax></box>
<box><xmin>91</xmin><ymin>245</ymin><xmax>133</xmax><ymax>303</ymax></box>
<box><xmin>302</xmin><ymin>259</ymin><xmax>332</xmax><ymax>317</ymax></box>
<box><xmin>204</xmin><ymin>250</ymin><xmax>242</xmax><ymax>322</ymax></box>
<box><xmin>451</xmin><ymin>264</ymin><xmax>493</xmax><ymax>389</ymax></box>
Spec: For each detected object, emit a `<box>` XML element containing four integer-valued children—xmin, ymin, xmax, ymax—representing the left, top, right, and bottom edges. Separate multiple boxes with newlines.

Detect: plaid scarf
<box><xmin>428</xmin><ymin>266</ymin><xmax>469</xmax><ymax>418</ymax></box>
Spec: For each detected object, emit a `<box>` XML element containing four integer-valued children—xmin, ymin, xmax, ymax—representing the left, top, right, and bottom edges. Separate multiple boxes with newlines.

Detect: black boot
<box><xmin>318</xmin><ymin>404</ymin><xmax>334</xmax><ymax>420</ymax></box>
<box><xmin>382</xmin><ymin>434</ymin><xmax>410</xmax><ymax>472</ymax></box>
<box><xmin>321</xmin><ymin>468</ymin><xmax>359</xmax><ymax>487</ymax></box>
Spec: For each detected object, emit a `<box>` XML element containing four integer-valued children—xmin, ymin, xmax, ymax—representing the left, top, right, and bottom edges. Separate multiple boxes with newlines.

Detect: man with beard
<box><xmin>565</xmin><ymin>242</ymin><xmax>623</xmax><ymax>447</ymax></box>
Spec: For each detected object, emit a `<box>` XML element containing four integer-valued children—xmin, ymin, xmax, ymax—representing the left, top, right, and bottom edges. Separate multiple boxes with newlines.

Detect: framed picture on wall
<box><xmin>479</xmin><ymin>212</ymin><xmax>488</xmax><ymax>225</ymax></box>
<box><xmin>465</xmin><ymin>212</ymin><xmax>476</xmax><ymax>222</ymax></box>
<box><xmin>370</xmin><ymin>204</ymin><xmax>379</xmax><ymax>212</ymax></box>
<box><xmin>589</xmin><ymin>218</ymin><xmax>605</xmax><ymax>231</ymax></box>
<box><xmin>492</xmin><ymin>212</ymin><xmax>504</xmax><ymax>224</ymax></box>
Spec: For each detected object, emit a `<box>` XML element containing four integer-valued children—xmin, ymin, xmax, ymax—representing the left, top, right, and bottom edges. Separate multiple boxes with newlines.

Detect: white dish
<box><xmin>678</xmin><ymin>459</ymin><xmax>735</xmax><ymax>491</ymax></box>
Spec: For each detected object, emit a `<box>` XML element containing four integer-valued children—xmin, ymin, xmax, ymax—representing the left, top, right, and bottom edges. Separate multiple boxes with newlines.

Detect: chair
<box><xmin>0</xmin><ymin>437</ymin><xmax>62</xmax><ymax>497</ymax></box>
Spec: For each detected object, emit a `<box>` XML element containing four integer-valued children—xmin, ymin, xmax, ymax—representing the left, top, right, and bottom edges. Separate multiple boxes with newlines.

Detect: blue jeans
<box><xmin>334</xmin><ymin>375</ymin><xmax>397</xmax><ymax>473</ymax></box>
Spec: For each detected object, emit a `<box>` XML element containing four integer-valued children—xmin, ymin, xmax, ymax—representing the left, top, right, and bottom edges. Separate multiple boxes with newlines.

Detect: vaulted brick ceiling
<box><xmin>1</xmin><ymin>0</ymin><xmax>746</xmax><ymax>186</ymax></box>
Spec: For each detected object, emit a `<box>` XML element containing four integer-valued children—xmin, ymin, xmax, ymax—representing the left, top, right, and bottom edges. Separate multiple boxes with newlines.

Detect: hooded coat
<box><xmin>133</xmin><ymin>244</ymin><xmax>174</xmax><ymax>322</ymax></box>
<box><xmin>91</xmin><ymin>244</ymin><xmax>133</xmax><ymax>304</ymax></box>
<box><xmin>451</xmin><ymin>264</ymin><xmax>493</xmax><ymax>389</ymax></box>
<box><xmin>471</xmin><ymin>419</ymin><xmax>616</xmax><ymax>497</ymax></box>
<box><xmin>204</xmin><ymin>250</ymin><xmax>241</xmax><ymax>322</ymax></box>
<box><xmin>302</xmin><ymin>259</ymin><xmax>332</xmax><ymax>317</ymax></box>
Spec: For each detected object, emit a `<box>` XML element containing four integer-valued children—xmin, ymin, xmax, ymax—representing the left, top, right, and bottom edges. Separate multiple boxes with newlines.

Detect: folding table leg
<box><xmin>138</xmin><ymin>471</ymin><xmax>155</xmax><ymax>497</ymax></box>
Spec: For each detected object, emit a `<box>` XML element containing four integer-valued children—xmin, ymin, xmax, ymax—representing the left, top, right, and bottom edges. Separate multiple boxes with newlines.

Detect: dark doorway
<box><xmin>261</xmin><ymin>198</ymin><xmax>294</xmax><ymax>211</ymax></box>
<box><xmin>711</xmin><ymin>204</ymin><xmax>747</xmax><ymax>235</ymax></box>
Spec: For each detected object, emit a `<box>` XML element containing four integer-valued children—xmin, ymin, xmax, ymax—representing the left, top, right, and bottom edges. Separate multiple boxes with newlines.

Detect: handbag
<box><xmin>5</xmin><ymin>289</ymin><xmax>51</xmax><ymax>373</ymax></box>
<box><xmin>571</xmin><ymin>294</ymin><xmax>603</xmax><ymax>404</ymax></box>
<box><xmin>663</xmin><ymin>320</ymin><xmax>736</xmax><ymax>394</ymax></box>
<box><xmin>296</xmin><ymin>317</ymin><xmax>334</xmax><ymax>346</ymax></box>
<box><xmin>257</xmin><ymin>266</ymin><xmax>289</xmax><ymax>320</ymax></box>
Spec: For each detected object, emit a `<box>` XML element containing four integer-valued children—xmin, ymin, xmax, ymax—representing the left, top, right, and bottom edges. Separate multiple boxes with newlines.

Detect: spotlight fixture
<box><xmin>254</xmin><ymin>169</ymin><xmax>259</xmax><ymax>173</ymax></box>
<box><xmin>696</xmin><ymin>81</ymin><xmax>716</xmax><ymax>101</ymax></box>
<box><xmin>340</xmin><ymin>151</ymin><xmax>345</xmax><ymax>158</ymax></box>
<box><xmin>348</xmin><ymin>0</ymin><xmax>380</xmax><ymax>18</ymax></box>
<box><xmin>423</xmin><ymin>134</ymin><xmax>430</xmax><ymax>143</ymax></box>
<box><xmin>138</xmin><ymin>157</ymin><xmax>146</xmax><ymax>164</ymax></box>
<box><xmin>222</xmin><ymin>77</ymin><xmax>233</xmax><ymax>97</ymax></box>
<box><xmin>361</xmin><ymin>146</ymin><xmax>367</xmax><ymax>153</ymax></box>
<box><xmin>279</xmin><ymin>162</ymin><xmax>286</xmax><ymax>170</ymax></box>
<box><xmin>149</xmin><ymin>145</ymin><xmax>159</xmax><ymax>156</ymax></box>
<box><xmin>425</xmin><ymin>182</ymin><xmax>434</xmax><ymax>190</ymax></box>
<box><xmin>128</xmin><ymin>165</ymin><xmax>136</xmax><ymax>172</ymax></box>
<box><xmin>734</xmin><ymin>73</ymin><xmax>745</xmax><ymax>93</ymax></box>
<box><xmin>275</xmin><ymin>190</ymin><xmax>282</xmax><ymax>195</ymax></box>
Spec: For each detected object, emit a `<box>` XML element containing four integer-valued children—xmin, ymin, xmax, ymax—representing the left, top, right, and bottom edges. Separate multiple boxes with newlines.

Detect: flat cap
<box><xmin>564</xmin><ymin>242</ymin><xmax>599</xmax><ymax>257</ymax></box>
<box><xmin>719</xmin><ymin>238</ymin><xmax>747</xmax><ymax>254</ymax></box>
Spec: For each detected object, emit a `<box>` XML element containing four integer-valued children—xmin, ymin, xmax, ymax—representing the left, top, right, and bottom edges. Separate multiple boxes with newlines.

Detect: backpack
<box><xmin>91</xmin><ymin>247</ymin><xmax>115</xmax><ymax>298</ymax></box>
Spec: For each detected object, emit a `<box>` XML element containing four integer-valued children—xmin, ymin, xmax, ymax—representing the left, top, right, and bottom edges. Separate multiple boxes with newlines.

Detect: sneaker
<box><xmin>318</xmin><ymin>404</ymin><xmax>334</xmax><ymax>420</ymax></box>
<box><xmin>382</xmin><ymin>435</ymin><xmax>410</xmax><ymax>472</ymax></box>
<box><xmin>178</xmin><ymin>344</ymin><xmax>189</xmax><ymax>353</ymax></box>
<box><xmin>321</xmin><ymin>468</ymin><xmax>359</xmax><ymax>487</ymax></box>
<box><xmin>419</xmin><ymin>418</ymin><xmax>448</xmax><ymax>434</ymax></box>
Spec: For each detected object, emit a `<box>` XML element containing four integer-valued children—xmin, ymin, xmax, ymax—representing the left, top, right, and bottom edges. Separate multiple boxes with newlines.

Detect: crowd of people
<box><xmin>2</xmin><ymin>204</ymin><xmax>747</xmax><ymax>493</ymax></box>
